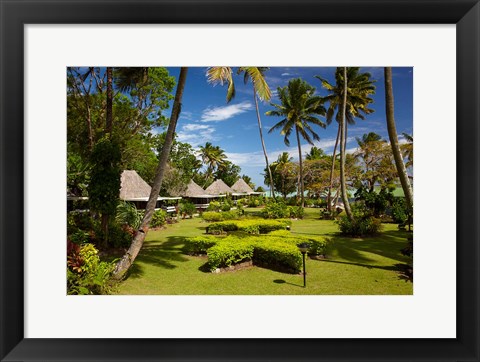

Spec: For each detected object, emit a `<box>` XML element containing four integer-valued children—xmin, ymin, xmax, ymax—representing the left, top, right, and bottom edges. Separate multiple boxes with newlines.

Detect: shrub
<box><xmin>116</xmin><ymin>201</ymin><xmax>142</xmax><ymax>229</ymax></box>
<box><xmin>337</xmin><ymin>215</ymin><xmax>382</xmax><ymax>237</ymax></box>
<box><xmin>261</xmin><ymin>200</ymin><xmax>290</xmax><ymax>219</ymax></box>
<box><xmin>391</xmin><ymin>197</ymin><xmax>409</xmax><ymax>224</ymax></box>
<box><xmin>69</xmin><ymin>229</ymin><xmax>90</xmax><ymax>244</ymax></box>
<box><xmin>179</xmin><ymin>201</ymin><xmax>196</xmax><ymax>218</ymax></box>
<box><xmin>107</xmin><ymin>222</ymin><xmax>134</xmax><ymax>248</ymax></box>
<box><xmin>253</xmin><ymin>241</ymin><xmax>302</xmax><ymax>273</ymax></box>
<box><xmin>185</xmin><ymin>235</ymin><xmax>220</xmax><ymax>254</ymax></box>
<box><xmin>206</xmin><ymin>201</ymin><xmax>221</xmax><ymax>212</ymax></box>
<box><xmin>67</xmin><ymin>240</ymin><xmax>116</xmax><ymax>295</ymax></box>
<box><xmin>151</xmin><ymin>209</ymin><xmax>168</xmax><ymax>228</ymax></box>
<box><xmin>207</xmin><ymin>241</ymin><xmax>255</xmax><ymax>271</ymax></box>
<box><xmin>206</xmin><ymin>219</ymin><xmax>290</xmax><ymax>235</ymax></box>
<box><xmin>288</xmin><ymin>206</ymin><xmax>305</xmax><ymax>219</ymax></box>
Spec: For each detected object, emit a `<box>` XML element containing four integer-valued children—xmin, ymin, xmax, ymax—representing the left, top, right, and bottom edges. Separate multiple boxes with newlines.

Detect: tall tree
<box><xmin>113</xmin><ymin>67</ymin><xmax>188</xmax><ymax>280</ymax></box>
<box><xmin>384</xmin><ymin>67</ymin><xmax>414</xmax><ymax>210</ymax></box>
<box><xmin>206</xmin><ymin>67</ymin><xmax>276</xmax><ymax>199</ymax></box>
<box><xmin>106</xmin><ymin>67</ymin><xmax>113</xmax><ymax>134</ymax></box>
<box><xmin>198</xmin><ymin>142</ymin><xmax>228</xmax><ymax>186</ymax></box>
<box><xmin>305</xmin><ymin>146</ymin><xmax>326</xmax><ymax>160</ymax></box>
<box><xmin>266</xmin><ymin>78</ymin><xmax>326</xmax><ymax>207</ymax></box>
<box><xmin>316</xmin><ymin>68</ymin><xmax>375</xmax><ymax>213</ymax></box>
<box><xmin>339</xmin><ymin>67</ymin><xmax>354</xmax><ymax>220</ymax></box>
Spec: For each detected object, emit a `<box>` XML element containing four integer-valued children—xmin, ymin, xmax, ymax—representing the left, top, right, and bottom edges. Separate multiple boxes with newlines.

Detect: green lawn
<box><xmin>114</xmin><ymin>207</ymin><xmax>413</xmax><ymax>295</ymax></box>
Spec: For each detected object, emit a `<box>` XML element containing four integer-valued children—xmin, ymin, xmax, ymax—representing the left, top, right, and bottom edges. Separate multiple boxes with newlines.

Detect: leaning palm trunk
<box><xmin>326</xmin><ymin>125</ymin><xmax>340</xmax><ymax>213</ymax></box>
<box><xmin>384</xmin><ymin>67</ymin><xmax>413</xmax><ymax>210</ymax></box>
<box><xmin>254</xmin><ymin>91</ymin><xmax>276</xmax><ymax>200</ymax></box>
<box><xmin>113</xmin><ymin>67</ymin><xmax>188</xmax><ymax>280</ymax></box>
<box><xmin>340</xmin><ymin>67</ymin><xmax>353</xmax><ymax>221</ymax></box>
<box><xmin>295</xmin><ymin>126</ymin><xmax>305</xmax><ymax>208</ymax></box>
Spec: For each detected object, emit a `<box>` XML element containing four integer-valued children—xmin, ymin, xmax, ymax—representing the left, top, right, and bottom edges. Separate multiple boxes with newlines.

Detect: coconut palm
<box><xmin>113</xmin><ymin>67</ymin><xmax>188</xmax><ymax>280</ymax></box>
<box><xmin>384</xmin><ymin>67</ymin><xmax>413</xmax><ymax>210</ymax></box>
<box><xmin>206</xmin><ymin>67</ymin><xmax>276</xmax><ymax>199</ymax></box>
<box><xmin>316</xmin><ymin>67</ymin><xmax>375</xmax><ymax>213</ymax></box>
<box><xmin>198</xmin><ymin>142</ymin><xmax>228</xmax><ymax>186</ymax></box>
<box><xmin>266</xmin><ymin>78</ymin><xmax>326</xmax><ymax>207</ymax></box>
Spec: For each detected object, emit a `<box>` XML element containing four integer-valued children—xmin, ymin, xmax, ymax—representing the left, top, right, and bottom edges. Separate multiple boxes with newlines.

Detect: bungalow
<box><xmin>180</xmin><ymin>180</ymin><xmax>218</xmax><ymax>211</ymax></box>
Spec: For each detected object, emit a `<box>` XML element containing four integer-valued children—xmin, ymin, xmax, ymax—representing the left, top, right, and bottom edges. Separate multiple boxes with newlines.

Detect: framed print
<box><xmin>1</xmin><ymin>0</ymin><xmax>479</xmax><ymax>361</ymax></box>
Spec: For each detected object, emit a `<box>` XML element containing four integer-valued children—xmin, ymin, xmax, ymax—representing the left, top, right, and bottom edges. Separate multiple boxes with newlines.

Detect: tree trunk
<box><xmin>295</xmin><ymin>126</ymin><xmax>305</xmax><ymax>208</ymax></box>
<box><xmin>326</xmin><ymin>125</ymin><xmax>340</xmax><ymax>213</ymax></box>
<box><xmin>384</xmin><ymin>67</ymin><xmax>414</xmax><ymax>210</ymax></box>
<box><xmin>254</xmin><ymin>90</ymin><xmax>276</xmax><ymax>200</ymax></box>
<box><xmin>340</xmin><ymin>67</ymin><xmax>354</xmax><ymax>221</ymax></box>
<box><xmin>112</xmin><ymin>67</ymin><xmax>188</xmax><ymax>280</ymax></box>
<box><xmin>106</xmin><ymin>67</ymin><xmax>113</xmax><ymax>135</ymax></box>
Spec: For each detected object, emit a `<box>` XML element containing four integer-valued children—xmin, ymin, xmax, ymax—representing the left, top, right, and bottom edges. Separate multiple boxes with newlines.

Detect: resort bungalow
<box><xmin>120</xmin><ymin>170</ymin><xmax>181</xmax><ymax>212</ymax></box>
<box><xmin>231</xmin><ymin>178</ymin><xmax>264</xmax><ymax>199</ymax></box>
<box><xmin>180</xmin><ymin>180</ymin><xmax>217</xmax><ymax>211</ymax></box>
<box><xmin>205</xmin><ymin>179</ymin><xmax>233</xmax><ymax>197</ymax></box>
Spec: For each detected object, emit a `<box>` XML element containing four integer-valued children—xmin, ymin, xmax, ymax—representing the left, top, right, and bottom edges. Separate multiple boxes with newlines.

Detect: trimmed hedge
<box><xmin>184</xmin><ymin>235</ymin><xmax>219</xmax><ymax>254</ymax></box>
<box><xmin>207</xmin><ymin>241</ymin><xmax>255</xmax><ymax>271</ymax></box>
<box><xmin>253</xmin><ymin>241</ymin><xmax>302</xmax><ymax>273</ymax></box>
<box><xmin>206</xmin><ymin>219</ymin><xmax>291</xmax><ymax>235</ymax></box>
<box><xmin>185</xmin><ymin>231</ymin><xmax>328</xmax><ymax>273</ymax></box>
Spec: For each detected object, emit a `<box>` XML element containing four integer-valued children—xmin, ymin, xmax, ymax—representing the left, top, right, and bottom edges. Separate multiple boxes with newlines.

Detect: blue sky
<box><xmin>162</xmin><ymin>67</ymin><xmax>413</xmax><ymax>188</ymax></box>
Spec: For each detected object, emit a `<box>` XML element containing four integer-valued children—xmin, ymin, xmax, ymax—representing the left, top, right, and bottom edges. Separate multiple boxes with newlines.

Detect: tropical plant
<box><xmin>198</xmin><ymin>142</ymin><xmax>228</xmax><ymax>186</ymax></box>
<box><xmin>316</xmin><ymin>67</ymin><xmax>376</xmax><ymax>213</ymax></box>
<box><xmin>116</xmin><ymin>201</ymin><xmax>142</xmax><ymax>229</ymax></box>
<box><xmin>384</xmin><ymin>67</ymin><xmax>414</xmax><ymax>211</ymax></box>
<box><xmin>206</xmin><ymin>66</ymin><xmax>276</xmax><ymax>199</ymax></box>
<box><xmin>113</xmin><ymin>67</ymin><xmax>188</xmax><ymax>280</ymax></box>
<box><xmin>266</xmin><ymin>78</ymin><xmax>326</xmax><ymax>207</ymax></box>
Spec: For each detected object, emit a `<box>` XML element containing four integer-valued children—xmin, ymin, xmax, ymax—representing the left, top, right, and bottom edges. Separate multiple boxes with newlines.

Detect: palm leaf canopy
<box><xmin>266</xmin><ymin>78</ymin><xmax>326</xmax><ymax>147</ymax></box>
<box><xmin>315</xmin><ymin>67</ymin><xmax>376</xmax><ymax>126</ymax></box>
<box><xmin>206</xmin><ymin>67</ymin><xmax>236</xmax><ymax>102</ymax></box>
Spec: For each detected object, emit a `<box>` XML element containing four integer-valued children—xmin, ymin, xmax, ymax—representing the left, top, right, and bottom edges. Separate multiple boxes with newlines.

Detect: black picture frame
<box><xmin>1</xmin><ymin>1</ymin><xmax>479</xmax><ymax>361</ymax></box>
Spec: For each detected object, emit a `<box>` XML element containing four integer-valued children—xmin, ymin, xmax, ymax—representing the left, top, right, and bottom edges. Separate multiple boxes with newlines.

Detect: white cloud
<box><xmin>176</xmin><ymin>123</ymin><xmax>217</xmax><ymax>146</ymax></box>
<box><xmin>281</xmin><ymin>72</ymin><xmax>292</xmax><ymax>76</ymax></box>
<box><xmin>201</xmin><ymin>101</ymin><xmax>253</xmax><ymax>122</ymax></box>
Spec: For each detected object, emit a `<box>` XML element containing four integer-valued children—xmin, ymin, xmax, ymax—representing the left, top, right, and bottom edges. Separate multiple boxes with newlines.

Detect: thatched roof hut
<box><xmin>205</xmin><ymin>179</ymin><xmax>234</xmax><ymax>196</ymax></box>
<box><xmin>181</xmin><ymin>180</ymin><xmax>212</xmax><ymax>198</ymax></box>
<box><xmin>119</xmin><ymin>170</ymin><xmax>152</xmax><ymax>200</ymax></box>
<box><xmin>231</xmin><ymin>179</ymin><xmax>255</xmax><ymax>194</ymax></box>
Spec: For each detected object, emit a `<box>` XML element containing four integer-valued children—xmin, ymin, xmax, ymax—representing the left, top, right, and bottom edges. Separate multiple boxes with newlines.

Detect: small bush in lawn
<box><xmin>184</xmin><ymin>235</ymin><xmax>220</xmax><ymax>254</ymax></box>
<box><xmin>179</xmin><ymin>201</ymin><xmax>196</xmax><ymax>219</ymax></box>
<box><xmin>206</xmin><ymin>201</ymin><xmax>221</xmax><ymax>212</ymax></box>
<box><xmin>288</xmin><ymin>206</ymin><xmax>305</xmax><ymax>219</ymax></box>
<box><xmin>207</xmin><ymin>241</ymin><xmax>255</xmax><ymax>271</ymax></box>
<box><xmin>67</xmin><ymin>240</ymin><xmax>116</xmax><ymax>295</ymax></box>
<box><xmin>150</xmin><ymin>209</ymin><xmax>168</xmax><ymax>228</ymax></box>
<box><xmin>261</xmin><ymin>200</ymin><xmax>290</xmax><ymax>219</ymax></box>
<box><xmin>116</xmin><ymin>201</ymin><xmax>142</xmax><ymax>229</ymax></box>
<box><xmin>337</xmin><ymin>214</ymin><xmax>382</xmax><ymax>237</ymax></box>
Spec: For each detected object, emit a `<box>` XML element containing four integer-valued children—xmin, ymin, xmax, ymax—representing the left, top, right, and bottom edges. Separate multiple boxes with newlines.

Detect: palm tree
<box><xmin>316</xmin><ymin>67</ymin><xmax>375</xmax><ymax>213</ymax></box>
<box><xmin>384</xmin><ymin>67</ymin><xmax>413</xmax><ymax>211</ymax></box>
<box><xmin>206</xmin><ymin>67</ymin><xmax>276</xmax><ymax>199</ymax></box>
<box><xmin>339</xmin><ymin>67</ymin><xmax>353</xmax><ymax>220</ymax></box>
<box><xmin>266</xmin><ymin>78</ymin><xmax>326</xmax><ymax>207</ymax></box>
<box><xmin>305</xmin><ymin>146</ymin><xmax>325</xmax><ymax>160</ymax></box>
<box><xmin>113</xmin><ymin>67</ymin><xmax>188</xmax><ymax>280</ymax></box>
<box><xmin>198</xmin><ymin>142</ymin><xmax>227</xmax><ymax>186</ymax></box>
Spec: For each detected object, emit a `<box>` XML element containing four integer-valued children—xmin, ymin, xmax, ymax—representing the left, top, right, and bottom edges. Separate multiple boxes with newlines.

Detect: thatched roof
<box><xmin>181</xmin><ymin>180</ymin><xmax>211</xmax><ymax>198</ymax></box>
<box><xmin>119</xmin><ymin>170</ymin><xmax>152</xmax><ymax>200</ymax></box>
<box><xmin>205</xmin><ymin>179</ymin><xmax>234</xmax><ymax>195</ymax></box>
<box><xmin>231</xmin><ymin>179</ymin><xmax>255</xmax><ymax>194</ymax></box>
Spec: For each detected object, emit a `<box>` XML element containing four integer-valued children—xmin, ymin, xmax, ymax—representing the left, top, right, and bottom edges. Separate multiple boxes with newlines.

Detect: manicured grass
<box><xmin>113</xmin><ymin>208</ymin><xmax>413</xmax><ymax>295</ymax></box>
